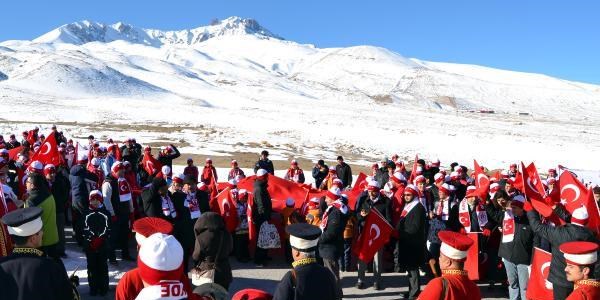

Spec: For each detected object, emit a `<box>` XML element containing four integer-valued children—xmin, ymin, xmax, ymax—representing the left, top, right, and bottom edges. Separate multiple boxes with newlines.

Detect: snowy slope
<box><xmin>1</xmin><ymin>17</ymin><xmax>599</xmax><ymax>173</ymax></box>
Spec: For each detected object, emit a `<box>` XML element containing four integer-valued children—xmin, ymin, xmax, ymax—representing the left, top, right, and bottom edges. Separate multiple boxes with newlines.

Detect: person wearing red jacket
<box><xmin>201</xmin><ymin>158</ymin><xmax>218</xmax><ymax>185</ymax></box>
<box><xmin>228</xmin><ymin>159</ymin><xmax>245</xmax><ymax>180</ymax></box>
<box><xmin>560</xmin><ymin>241</ymin><xmax>599</xmax><ymax>300</ymax></box>
<box><xmin>283</xmin><ymin>160</ymin><xmax>305</xmax><ymax>183</ymax></box>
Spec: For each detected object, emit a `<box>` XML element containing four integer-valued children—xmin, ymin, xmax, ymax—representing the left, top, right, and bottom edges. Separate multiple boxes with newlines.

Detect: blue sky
<box><xmin>1</xmin><ymin>1</ymin><xmax>598</xmax><ymax>84</ymax></box>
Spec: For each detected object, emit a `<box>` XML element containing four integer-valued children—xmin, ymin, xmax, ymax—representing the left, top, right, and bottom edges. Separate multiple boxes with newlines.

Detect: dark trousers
<box><xmin>284</xmin><ymin>238</ymin><xmax>293</xmax><ymax>264</ymax></box>
<box><xmin>56</xmin><ymin>212</ymin><xmax>66</xmax><ymax>255</ymax></box>
<box><xmin>86</xmin><ymin>250</ymin><xmax>108</xmax><ymax>293</ymax></box>
<box><xmin>72</xmin><ymin>209</ymin><xmax>84</xmax><ymax>245</ymax></box>
<box><xmin>323</xmin><ymin>258</ymin><xmax>343</xmax><ymax>299</ymax></box>
<box><xmin>407</xmin><ymin>268</ymin><xmax>421</xmax><ymax>298</ymax></box>
<box><xmin>233</xmin><ymin>233</ymin><xmax>250</xmax><ymax>261</ymax></box>
<box><xmin>110</xmin><ymin>212</ymin><xmax>131</xmax><ymax>258</ymax></box>
<box><xmin>553</xmin><ymin>284</ymin><xmax>573</xmax><ymax>300</ymax></box>
<box><xmin>339</xmin><ymin>238</ymin><xmax>352</xmax><ymax>271</ymax></box>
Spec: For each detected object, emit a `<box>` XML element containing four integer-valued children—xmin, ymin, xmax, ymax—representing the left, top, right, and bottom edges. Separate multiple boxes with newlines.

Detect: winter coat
<box><xmin>49</xmin><ymin>172</ymin><xmax>70</xmax><ymax>214</ymax></box>
<box><xmin>527</xmin><ymin>210</ymin><xmax>599</xmax><ymax>288</ymax></box>
<box><xmin>82</xmin><ymin>206</ymin><xmax>111</xmax><ymax>253</ymax></box>
<box><xmin>119</xmin><ymin>146</ymin><xmax>140</xmax><ymax>172</ymax></box>
<box><xmin>157</xmin><ymin>145</ymin><xmax>180</xmax><ymax>169</ymax></box>
<box><xmin>486</xmin><ymin>205</ymin><xmax>538</xmax><ymax>265</ymax></box>
<box><xmin>183</xmin><ymin>166</ymin><xmax>199</xmax><ymax>182</ymax></box>
<box><xmin>254</xmin><ymin>159</ymin><xmax>274</xmax><ymax>175</ymax></box>
<box><xmin>192</xmin><ymin>212</ymin><xmax>233</xmax><ymax>290</ymax></box>
<box><xmin>356</xmin><ymin>194</ymin><xmax>392</xmax><ymax>231</ymax></box>
<box><xmin>335</xmin><ymin>163</ymin><xmax>352</xmax><ymax>188</ymax></box>
<box><xmin>318</xmin><ymin>206</ymin><xmax>346</xmax><ymax>260</ymax></box>
<box><xmin>396</xmin><ymin>201</ymin><xmax>426</xmax><ymax>269</ymax></box>
<box><xmin>252</xmin><ymin>179</ymin><xmax>272</xmax><ymax>223</ymax></box>
<box><xmin>69</xmin><ymin>164</ymin><xmax>98</xmax><ymax>212</ymax></box>
<box><xmin>312</xmin><ymin>164</ymin><xmax>328</xmax><ymax>189</ymax></box>
<box><xmin>283</xmin><ymin>168</ymin><xmax>305</xmax><ymax>184</ymax></box>
<box><xmin>25</xmin><ymin>187</ymin><xmax>59</xmax><ymax>247</ymax></box>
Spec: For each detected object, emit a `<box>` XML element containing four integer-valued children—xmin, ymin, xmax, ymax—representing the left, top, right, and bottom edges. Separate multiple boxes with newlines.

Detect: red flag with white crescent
<box><xmin>215</xmin><ymin>187</ymin><xmax>239</xmax><ymax>233</ymax></box>
<box><xmin>473</xmin><ymin>160</ymin><xmax>490</xmax><ymax>199</ymax></box>
<box><xmin>408</xmin><ymin>154</ymin><xmax>419</xmax><ymax>183</ymax></box>
<box><xmin>526</xmin><ymin>247</ymin><xmax>553</xmax><ymax>300</ymax></box>
<box><xmin>559</xmin><ymin>170</ymin><xmax>589</xmax><ymax>213</ymax></box>
<box><xmin>141</xmin><ymin>152</ymin><xmax>162</xmax><ymax>177</ymax></box>
<box><xmin>29</xmin><ymin>131</ymin><xmax>60</xmax><ymax>166</ymax></box>
<box><xmin>351</xmin><ymin>208</ymin><xmax>394</xmax><ymax>263</ymax></box>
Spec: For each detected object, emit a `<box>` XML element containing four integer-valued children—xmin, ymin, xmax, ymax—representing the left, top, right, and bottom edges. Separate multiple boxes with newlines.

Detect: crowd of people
<box><xmin>0</xmin><ymin>126</ymin><xmax>599</xmax><ymax>300</ymax></box>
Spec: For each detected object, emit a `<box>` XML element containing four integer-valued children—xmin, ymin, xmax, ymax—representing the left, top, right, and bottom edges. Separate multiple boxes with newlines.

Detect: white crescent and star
<box><xmin>560</xmin><ymin>184</ymin><xmax>581</xmax><ymax>204</ymax></box>
<box><xmin>368</xmin><ymin>224</ymin><xmax>381</xmax><ymax>246</ymax></box>
<box><xmin>40</xmin><ymin>142</ymin><xmax>52</xmax><ymax>155</ymax></box>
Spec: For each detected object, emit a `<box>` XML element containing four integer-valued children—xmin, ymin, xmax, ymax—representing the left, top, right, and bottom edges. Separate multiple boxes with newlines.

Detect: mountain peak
<box><xmin>32</xmin><ymin>16</ymin><xmax>281</xmax><ymax>46</ymax></box>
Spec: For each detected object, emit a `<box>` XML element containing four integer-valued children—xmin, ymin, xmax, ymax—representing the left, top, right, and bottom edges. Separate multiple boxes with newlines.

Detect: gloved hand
<box><xmin>482</xmin><ymin>228</ymin><xmax>491</xmax><ymax>237</ymax></box>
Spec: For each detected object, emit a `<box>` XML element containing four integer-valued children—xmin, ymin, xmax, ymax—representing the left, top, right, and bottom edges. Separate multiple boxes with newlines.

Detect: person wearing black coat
<box><xmin>46</xmin><ymin>167</ymin><xmax>70</xmax><ymax>257</ymax></box>
<box><xmin>192</xmin><ymin>212</ymin><xmax>233</xmax><ymax>290</ymax></box>
<box><xmin>527</xmin><ymin>206</ymin><xmax>600</xmax><ymax>300</ymax></box>
<box><xmin>318</xmin><ymin>189</ymin><xmax>347</xmax><ymax>299</ymax></box>
<box><xmin>396</xmin><ymin>185</ymin><xmax>427</xmax><ymax>299</ymax></box>
<box><xmin>252</xmin><ymin>171</ymin><xmax>272</xmax><ymax>266</ymax></box>
<box><xmin>355</xmin><ymin>184</ymin><xmax>392</xmax><ymax>290</ymax></box>
<box><xmin>119</xmin><ymin>141</ymin><xmax>140</xmax><ymax>173</ymax></box>
<box><xmin>486</xmin><ymin>193</ymin><xmax>538</xmax><ymax>300</ymax></box>
<box><xmin>141</xmin><ymin>178</ymin><xmax>177</xmax><ymax>223</ymax></box>
<box><xmin>69</xmin><ymin>160</ymin><xmax>98</xmax><ymax>245</ymax></box>
<box><xmin>157</xmin><ymin>144</ymin><xmax>180</xmax><ymax>169</ymax></box>
<box><xmin>253</xmin><ymin>150</ymin><xmax>275</xmax><ymax>175</ymax></box>
<box><xmin>82</xmin><ymin>192</ymin><xmax>111</xmax><ymax>296</ymax></box>
<box><xmin>335</xmin><ymin>156</ymin><xmax>353</xmax><ymax>189</ymax></box>
<box><xmin>312</xmin><ymin>160</ymin><xmax>328</xmax><ymax>189</ymax></box>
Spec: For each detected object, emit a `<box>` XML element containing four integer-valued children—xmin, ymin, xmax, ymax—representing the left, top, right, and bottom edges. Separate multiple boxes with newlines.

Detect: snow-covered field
<box><xmin>1</xmin><ymin>16</ymin><xmax>599</xmax><ymax>183</ymax></box>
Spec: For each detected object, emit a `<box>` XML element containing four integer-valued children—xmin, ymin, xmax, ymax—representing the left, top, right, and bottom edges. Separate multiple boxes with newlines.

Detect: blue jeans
<box><xmin>503</xmin><ymin>258</ymin><xmax>529</xmax><ymax>300</ymax></box>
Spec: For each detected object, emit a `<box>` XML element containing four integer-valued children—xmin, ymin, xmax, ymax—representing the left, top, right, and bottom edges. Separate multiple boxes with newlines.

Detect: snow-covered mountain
<box><xmin>1</xmin><ymin>17</ymin><xmax>600</xmax><ymax>175</ymax></box>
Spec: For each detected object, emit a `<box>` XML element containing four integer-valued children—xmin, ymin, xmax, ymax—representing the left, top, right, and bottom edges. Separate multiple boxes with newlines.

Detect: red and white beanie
<box><xmin>231</xmin><ymin>159</ymin><xmax>238</xmax><ymax>166</ymax></box>
<box><xmin>28</xmin><ymin>160</ymin><xmax>44</xmax><ymax>174</ymax></box>
<box><xmin>438</xmin><ymin>183</ymin><xmax>453</xmax><ymax>195</ymax></box>
<box><xmin>414</xmin><ymin>175</ymin><xmax>426</xmax><ymax>185</ymax></box>
<box><xmin>571</xmin><ymin>205</ymin><xmax>589</xmax><ymax>226</ymax></box>
<box><xmin>326</xmin><ymin>187</ymin><xmax>342</xmax><ymax>200</ymax></box>
<box><xmin>450</xmin><ymin>171</ymin><xmax>459</xmax><ymax>181</ymax></box>
<box><xmin>197</xmin><ymin>181</ymin><xmax>208</xmax><ymax>192</ymax></box>
<box><xmin>438</xmin><ymin>231</ymin><xmax>474</xmax><ymax>261</ymax></box>
<box><xmin>43</xmin><ymin>164</ymin><xmax>57</xmax><ymax>176</ymax></box>
<box><xmin>138</xmin><ymin>233</ymin><xmax>184</xmax><ymax>286</ymax></box>
<box><xmin>133</xmin><ymin>217</ymin><xmax>174</xmax><ymax>246</ymax></box>
<box><xmin>111</xmin><ymin>161</ymin><xmax>125</xmax><ymax>174</ymax></box>
<box><xmin>308</xmin><ymin>197</ymin><xmax>321</xmax><ymax>208</ymax></box>
<box><xmin>89</xmin><ymin>190</ymin><xmax>103</xmax><ymax>203</ymax></box>
<box><xmin>559</xmin><ymin>241</ymin><xmax>598</xmax><ymax>266</ymax></box>
<box><xmin>172</xmin><ymin>174</ymin><xmax>184</xmax><ymax>185</ymax></box>
<box><xmin>161</xmin><ymin>166</ymin><xmax>172</xmax><ymax>177</ymax></box>
<box><xmin>465</xmin><ymin>185</ymin><xmax>478</xmax><ymax>198</ymax></box>
<box><xmin>328</xmin><ymin>166</ymin><xmax>337</xmax><ymax>173</ymax></box>
<box><xmin>434</xmin><ymin>173</ymin><xmax>445</xmax><ymax>184</ymax></box>
<box><xmin>91</xmin><ymin>158</ymin><xmax>101</xmax><ymax>167</ymax></box>
<box><xmin>256</xmin><ymin>168</ymin><xmax>268</xmax><ymax>179</ymax></box>
<box><xmin>404</xmin><ymin>184</ymin><xmax>419</xmax><ymax>196</ymax></box>
<box><xmin>332</xmin><ymin>178</ymin><xmax>343</xmax><ymax>188</ymax></box>
<box><xmin>391</xmin><ymin>172</ymin><xmax>407</xmax><ymax>184</ymax></box>
<box><xmin>489</xmin><ymin>182</ymin><xmax>500</xmax><ymax>193</ymax></box>
<box><xmin>366</xmin><ymin>180</ymin><xmax>380</xmax><ymax>192</ymax></box>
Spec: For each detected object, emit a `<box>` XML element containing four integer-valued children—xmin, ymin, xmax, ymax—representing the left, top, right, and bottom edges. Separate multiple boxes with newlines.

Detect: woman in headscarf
<box><xmin>192</xmin><ymin>212</ymin><xmax>233</xmax><ymax>290</ymax></box>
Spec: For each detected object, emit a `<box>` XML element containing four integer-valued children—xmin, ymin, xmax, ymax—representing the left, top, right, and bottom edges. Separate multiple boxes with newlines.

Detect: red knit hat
<box><xmin>232</xmin><ymin>289</ymin><xmax>273</xmax><ymax>300</ymax></box>
<box><xmin>438</xmin><ymin>231</ymin><xmax>474</xmax><ymax>261</ymax></box>
<box><xmin>43</xmin><ymin>164</ymin><xmax>56</xmax><ymax>176</ymax></box>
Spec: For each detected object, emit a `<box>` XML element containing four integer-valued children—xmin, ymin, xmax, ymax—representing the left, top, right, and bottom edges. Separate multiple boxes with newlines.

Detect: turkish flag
<box><xmin>408</xmin><ymin>154</ymin><xmax>419</xmax><ymax>183</ymax></box>
<box><xmin>352</xmin><ymin>208</ymin><xmax>394</xmax><ymax>263</ymax></box>
<box><xmin>559</xmin><ymin>170</ymin><xmax>588</xmax><ymax>213</ymax></box>
<box><xmin>215</xmin><ymin>187</ymin><xmax>239</xmax><ymax>232</ymax></box>
<box><xmin>29</xmin><ymin>131</ymin><xmax>60</xmax><ymax>166</ymax></box>
<box><xmin>344</xmin><ymin>172</ymin><xmax>368</xmax><ymax>209</ymax></box>
<box><xmin>237</xmin><ymin>174</ymin><xmax>309</xmax><ymax>212</ymax></box>
<box><xmin>353</xmin><ymin>172</ymin><xmax>367</xmax><ymax>191</ymax></box>
<box><xmin>141</xmin><ymin>152</ymin><xmax>162</xmax><ymax>177</ymax></box>
<box><xmin>521</xmin><ymin>162</ymin><xmax>546</xmax><ymax>202</ymax></box>
<box><xmin>513</xmin><ymin>171</ymin><xmax>524</xmax><ymax>192</ymax></box>
<box><xmin>8</xmin><ymin>146</ymin><xmax>24</xmax><ymax>161</ymax></box>
<box><xmin>526</xmin><ymin>247</ymin><xmax>553</xmax><ymax>300</ymax></box>
<box><xmin>246</xmin><ymin>193</ymin><xmax>257</xmax><ymax>255</ymax></box>
<box><xmin>585</xmin><ymin>187</ymin><xmax>600</xmax><ymax>237</ymax></box>
<box><xmin>464</xmin><ymin>232</ymin><xmax>480</xmax><ymax>280</ymax></box>
<box><xmin>473</xmin><ymin>160</ymin><xmax>490</xmax><ymax>199</ymax></box>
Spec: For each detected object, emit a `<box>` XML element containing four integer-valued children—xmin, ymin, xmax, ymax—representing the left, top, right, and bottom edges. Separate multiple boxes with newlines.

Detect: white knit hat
<box><xmin>571</xmin><ymin>205</ymin><xmax>589</xmax><ymax>226</ymax></box>
<box><xmin>137</xmin><ymin>233</ymin><xmax>184</xmax><ymax>286</ymax></box>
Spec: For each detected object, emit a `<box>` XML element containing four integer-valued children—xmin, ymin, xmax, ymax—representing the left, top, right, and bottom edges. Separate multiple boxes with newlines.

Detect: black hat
<box><xmin>286</xmin><ymin>223</ymin><xmax>321</xmax><ymax>252</ymax></box>
<box><xmin>337</xmin><ymin>156</ymin><xmax>343</xmax><ymax>161</ymax></box>
<box><xmin>1</xmin><ymin>207</ymin><xmax>43</xmax><ymax>237</ymax></box>
<box><xmin>261</xmin><ymin>150</ymin><xmax>269</xmax><ymax>156</ymax></box>
<box><xmin>183</xmin><ymin>175</ymin><xmax>197</xmax><ymax>185</ymax></box>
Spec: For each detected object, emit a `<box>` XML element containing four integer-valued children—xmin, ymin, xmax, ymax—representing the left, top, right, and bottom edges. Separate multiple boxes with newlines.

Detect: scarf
<box><xmin>400</xmin><ymin>200</ymin><xmax>419</xmax><ymax>218</ymax></box>
<box><xmin>185</xmin><ymin>192</ymin><xmax>200</xmax><ymax>219</ymax></box>
<box><xmin>118</xmin><ymin>177</ymin><xmax>132</xmax><ymax>202</ymax></box>
<box><xmin>435</xmin><ymin>197</ymin><xmax>454</xmax><ymax>221</ymax></box>
<box><xmin>320</xmin><ymin>200</ymin><xmax>348</xmax><ymax>231</ymax></box>
<box><xmin>287</xmin><ymin>168</ymin><xmax>303</xmax><ymax>182</ymax></box>
<box><xmin>161</xmin><ymin>195</ymin><xmax>177</xmax><ymax>218</ymax></box>
<box><xmin>502</xmin><ymin>209</ymin><xmax>516</xmax><ymax>243</ymax></box>
<box><xmin>459</xmin><ymin>199</ymin><xmax>488</xmax><ymax>233</ymax></box>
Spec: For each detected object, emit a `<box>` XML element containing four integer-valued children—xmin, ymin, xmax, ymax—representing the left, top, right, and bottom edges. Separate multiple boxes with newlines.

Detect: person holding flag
<box><xmin>418</xmin><ymin>231</ymin><xmax>482</xmax><ymax>300</ymax></box>
<box><xmin>485</xmin><ymin>192</ymin><xmax>538</xmax><ymax>300</ymax></box>
<box><xmin>319</xmin><ymin>187</ymin><xmax>348</xmax><ymax>299</ymax></box>
<box><xmin>527</xmin><ymin>204</ymin><xmax>598</xmax><ymax>300</ymax></box>
<box><xmin>560</xmin><ymin>241</ymin><xmax>600</xmax><ymax>300</ymax></box>
<box><xmin>355</xmin><ymin>181</ymin><xmax>392</xmax><ymax>290</ymax></box>
<box><xmin>396</xmin><ymin>184</ymin><xmax>427</xmax><ymax>299</ymax></box>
